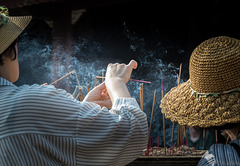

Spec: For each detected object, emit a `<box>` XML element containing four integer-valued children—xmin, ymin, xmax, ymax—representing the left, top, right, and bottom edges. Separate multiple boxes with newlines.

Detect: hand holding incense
<box><xmin>105</xmin><ymin>60</ymin><xmax>137</xmax><ymax>105</ymax></box>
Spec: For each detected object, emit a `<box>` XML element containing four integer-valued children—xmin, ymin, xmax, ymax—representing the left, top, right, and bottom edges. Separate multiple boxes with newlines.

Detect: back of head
<box><xmin>0</xmin><ymin>6</ymin><xmax>32</xmax><ymax>60</ymax></box>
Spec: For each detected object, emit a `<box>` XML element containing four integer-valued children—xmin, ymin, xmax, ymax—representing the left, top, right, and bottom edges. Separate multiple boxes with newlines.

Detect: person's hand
<box><xmin>83</xmin><ymin>82</ymin><xmax>112</xmax><ymax>109</ymax></box>
<box><xmin>105</xmin><ymin>60</ymin><xmax>138</xmax><ymax>84</ymax></box>
<box><xmin>105</xmin><ymin>60</ymin><xmax>138</xmax><ymax>105</ymax></box>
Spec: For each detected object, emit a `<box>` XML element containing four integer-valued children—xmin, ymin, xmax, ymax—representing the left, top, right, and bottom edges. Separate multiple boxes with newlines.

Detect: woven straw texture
<box><xmin>190</xmin><ymin>36</ymin><xmax>240</xmax><ymax>93</ymax></box>
<box><xmin>160</xmin><ymin>36</ymin><xmax>240</xmax><ymax>128</ymax></box>
<box><xmin>0</xmin><ymin>16</ymin><xmax>32</xmax><ymax>54</ymax></box>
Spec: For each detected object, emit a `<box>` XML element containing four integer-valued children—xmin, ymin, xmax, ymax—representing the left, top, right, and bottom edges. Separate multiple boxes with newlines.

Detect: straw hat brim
<box><xmin>160</xmin><ymin>80</ymin><xmax>240</xmax><ymax>128</ymax></box>
<box><xmin>0</xmin><ymin>16</ymin><xmax>32</xmax><ymax>54</ymax></box>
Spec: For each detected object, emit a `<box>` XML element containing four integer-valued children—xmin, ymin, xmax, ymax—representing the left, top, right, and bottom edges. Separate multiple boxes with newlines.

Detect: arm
<box><xmin>83</xmin><ymin>60</ymin><xmax>138</xmax><ymax>108</ymax></box>
<box><xmin>105</xmin><ymin>60</ymin><xmax>137</xmax><ymax>105</ymax></box>
<box><xmin>6</xmin><ymin>60</ymin><xmax>147</xmax><ymax>166</ymax></box>
<box><xmin>79</xmin><ymin>60</ymin><xmax>147</xmax><ymax>165</ymax></box>
<box><xmin>77</xmin><ymin>97</ymin><xmax>148</xmax><ymax>166</ymax></box>
<box><xmin>6</xmin><ymin>83</ymin><xmax>147</xmax><ymax>166</ymax></box>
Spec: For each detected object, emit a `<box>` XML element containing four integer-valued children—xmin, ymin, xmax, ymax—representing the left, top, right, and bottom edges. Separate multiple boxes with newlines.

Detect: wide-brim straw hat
<box><xmin>0</xmin><ymin>6</ymin><xmax>32</xmax><ymax>54</ymax></box>
<box><xmin>160</xmin><ymin>36</ymin><xmax>240</xmax><ymax>128</ymax></box>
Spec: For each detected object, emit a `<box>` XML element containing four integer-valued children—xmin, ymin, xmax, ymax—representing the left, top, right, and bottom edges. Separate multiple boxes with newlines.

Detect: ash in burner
<box><xmin>143</xmin><ymin>145</ymin><xmax>206</xmax><ymax>157</ymax></box>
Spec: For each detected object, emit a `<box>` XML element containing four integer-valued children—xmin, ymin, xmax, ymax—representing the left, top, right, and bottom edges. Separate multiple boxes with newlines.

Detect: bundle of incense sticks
<box><xmin>95</xmin><ymin>76</ymin><xmax>151</xmax><ymax>84</ymax></box>
<box><xmin>73</xmin><ymin>86</ymin><xmax>85</xmax><ymax>101</ymax></box>
<box><xmin>50</xmin><ymin>70</ymin><xmax>81</xmax><ymax>87</ymax></box>
<box><xmin>49</xmin><ymin>70</ymin><xmax>84</xmax><ymax>100</ymax></box>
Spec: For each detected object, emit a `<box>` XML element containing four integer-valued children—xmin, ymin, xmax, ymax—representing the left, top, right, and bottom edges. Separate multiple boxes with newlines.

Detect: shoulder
<box><xmin>16</xmin><ymin>84</ymin><xmax>75</xmax><ymax>101</ymax></box>
<box><xmin>12</xmin><ymin>84</ymin><xmax>83</xmax><ymax>111</ymax></box>
<box><xmin>17</xmin><ymin>84</ymin><xmax>72</xmax><ymax>97</ymax></box>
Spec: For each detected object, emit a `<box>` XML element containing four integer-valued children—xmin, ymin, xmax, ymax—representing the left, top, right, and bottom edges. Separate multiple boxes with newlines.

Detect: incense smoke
<box><xmin>16</xmin><ymin>21</ymin><xmax>187</xmax><ymax>148</ymax></box>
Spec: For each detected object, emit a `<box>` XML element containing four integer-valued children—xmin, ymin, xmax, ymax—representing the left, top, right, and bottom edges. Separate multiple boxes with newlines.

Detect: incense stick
<box><xmin>130</xmin><ymin>79</ymin><xmax>151</xmax><ymax>84</ymax></box>
<box><xmin>148</xmin><ymin>89</ymin><xmax>156</xmax><ymax>146</ymax></box>
<box><xmin>177</xmin><ymin>125</ymin><xmax>180</xmax><ymax>146</ymax></box>
<box><xmin>139</xmin><ymin>84</ymin><xmax>144</xmax><ymax>111</ymax></box>
<box><xmin>163</xmin><ymin>113</ymin><xmax>166</xmax><ymax>154</ymax></box>
<box><xmin>87</xmin><ymin>84</ymin><xmax>90</xmax><ymax>93</ymax></box>
<box><xmin>50</xmin><ymin>70</ymin><xmax>81</xmax><ymax>88</ymax></box>
<box><xmin>94</xmin><ymin>77</ymin><xmax>97</xmax><ymax>87</ymax></box>
<box><xmin>183</xmin><ymin>126</ymin><xmax>187</xmax><ymax>145</ymax></box>
<box><xmin>171</xmin><ymin>123</ymin><xmax>175</xmax><ymax>147</ymax></box>
<box><xmin>141</xmin><ymin>84</ymin><xmax>144</xmax><ymax>111</ymax></box>
<box><xmin>50</xmin><ymin>70</ymin><xmax>75</xmax><ymax>85</ymax></box>
<box><xmin>186</xmin><ymin>127</ymin><xmax>188</xmax><ymax>146</ymax></box>
<box><xmin>176</xmin><ymin>63</ymin><xmax>182</xmax><ymax>146</ymax></box>
<box><xmin>75</xmin><ymin>93</ymin><xmax>80</xmax><ymax>100</ymax></box>
<box><xmin>226</xmin><ymin>135</ymin><xmax>230</xmax><ymax>144</ymax></box>
<box><xmin>215</xmin><ymin>129</ymin><xmax>218</xmax><ymax>144</ymax></box>
<box><xmin>203</xmin><ymin>128</ymin><xmax>205</xmax><ymax>150</ymax></box>
<box><xmin>183</xmin><ymin>126</ymin><xmax>186</xmax><ymax>145</ymax></box>
<box><xmin>161</xmin><ymin>71</ymin><xmax>166</xmax><ymax>153</ymax></box>
<box><xmin>139</xmin><ymin>87</ymin><xmax>142</xmax><ymax>109</ymax></box>
<box><xmin>73</xmin><ymin>70</ymin><xmax>81</xmax><ymax>87</ymax></box>
<box><xmin>95</xmin><ymin>76</ymin><xmax>151</xmax><ymax>84</ymax></box>
<box><xmin>79</xmin><ymin>87</ymin><xmax>84</xmax><ymax>101</ymax></box>
<box><xmin>178</xmin><ymin>63</ymin><xmax>182</xmax><ymax>85</ymax></box>
<box><xmin>102</xmin><ymin>72</ymin><xmax>104</xmax><ymax>82</ymax></box>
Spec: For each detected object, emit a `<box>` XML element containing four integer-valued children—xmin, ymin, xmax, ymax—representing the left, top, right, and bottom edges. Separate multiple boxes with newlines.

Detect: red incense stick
<box><xmin>96</xmin><ymin>76</ymin><xmax>151</xmax><ymax>83</ymax></box>
<box><xmin>215</xmin><ymin>129</ymin><xmax>218</xmax><ymax>144</ymax></box>
<box><xmin>130</xmin><ymin>79</ymin><xmax>151</xmax><ymax>84</ymax></box>
<box><xmin>161</xmin><ymin>71</ymin><xmax>166</xmax><ymax>154</ymax></box>
<box><xmin>203</xmin><ymin>128</ymin><xmax>205</xmax><ymax>150</ymax></box>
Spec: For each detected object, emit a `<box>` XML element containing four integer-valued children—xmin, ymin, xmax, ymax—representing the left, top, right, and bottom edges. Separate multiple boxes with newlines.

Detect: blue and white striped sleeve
<box><xmin>0</xmin><ymin>84</ymin><xmax>148</xmax><ymax>166</ymax></box>
<box><xmin>198</xmin><ymin>150</ymin><xmax>215</xmax><ymax>166</ymax></box>
<box><xmin>77</xmin><ymin>98</ymin><xmax>148</xmax><ymax>165</ymax></box>
<box><xmin>198</xmin><ymin>142</ymin><xmax>240</xmax><ymax>166</ymax></box>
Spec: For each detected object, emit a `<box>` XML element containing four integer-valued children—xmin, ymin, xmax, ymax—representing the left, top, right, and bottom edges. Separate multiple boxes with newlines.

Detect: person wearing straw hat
<box><xmin>0</xmin><ymin>6</ymin><xmax>148</xmax><ymax>165</ymax></box>
<box><xmin>160</xmin><ymin>36</ymin><xmax>240</xmax><ymax>165</ymax></box>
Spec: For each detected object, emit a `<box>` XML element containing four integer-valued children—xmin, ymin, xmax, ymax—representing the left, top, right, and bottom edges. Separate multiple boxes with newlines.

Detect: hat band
<box><xmin>0</xmin><ymin>13</ymin><xmax>8</xmax><ymax>27</ymax></box>
<box><xmin>0</xmin><ymin>6</ymin><xmax>9</xmax><ymax>27</ymax></box>
<box><xmin>188</xmin><ymin>80</ymin><xmax>240</xmax><ymax>98</ymax></box>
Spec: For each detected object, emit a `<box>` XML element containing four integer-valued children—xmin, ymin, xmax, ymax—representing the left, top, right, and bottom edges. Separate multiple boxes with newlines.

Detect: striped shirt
<box><xmin>0</xmin><ymin>77</ymin><xmax>148</xmax><ymax>166</ymax></box>
<box><xmin>198</xmin><ymin>139</ymin><xmax>240</xmax><ymax>166</ymax></box>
